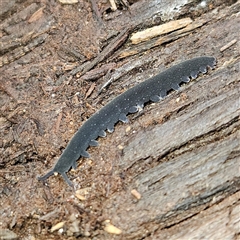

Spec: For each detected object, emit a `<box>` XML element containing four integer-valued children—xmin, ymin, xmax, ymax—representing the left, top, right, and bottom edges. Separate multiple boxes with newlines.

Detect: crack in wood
<box><xmin>0</xmin><ymin>34</ymin><xmax>47</xmax><ymax>67</ymax></box>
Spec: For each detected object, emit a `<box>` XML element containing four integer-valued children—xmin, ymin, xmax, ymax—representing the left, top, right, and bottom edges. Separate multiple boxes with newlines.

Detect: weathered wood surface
<box><xmin>96</xmin><ymin>2</ymin><xmax>240</xmax><ymax>239</ymax></box>
<box><xmin>101</xmin><ymin>59</ymin><xmax>240</xmax><ymax>239</ymax></box>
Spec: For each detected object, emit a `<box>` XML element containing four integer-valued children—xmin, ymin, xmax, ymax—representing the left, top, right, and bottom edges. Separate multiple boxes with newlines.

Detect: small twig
<box><xmin>117</xmin><ymin>19</ymin><xmax>207</xmax><ymax>59</ymax></box>
<box><xmin>220</xmin><ymin>39</ymin><xmax>237</xmax><ymax>52</ymax></box>
<box><xmin>84</xmin><ymin>83</ymin><xmax>96</xmax><ymax>99</ymax></box>
<box><xmin>31</xmin><ymin>118</ymin><xmax>45</xmax><ymax>136</ymax></box>
<box><xmin>98</xmin><ymin>55</ymin><xmax>153</xmax><ymax>93</ymax></box>
<box><xmin>90</xmin><ymin>0</ymin><xmax>104</xmax><ymax>25</ymax></box>
<box><xmin>55</xmin><ymin>112</ymin><xmax>63</xmax><ymax>133</ymax></box>
<box><xmin>70</xmin><ymin>27</ymin><xmax>131</xmax><ymax>77</ymax></box>
<box><xmin>120</xmin><ymin>0</ymin><xmax>130</xmax><ymax>9</ymax></box>
<box><xmin>109</xmin><ymin>0</ymin><xmax>117</xmax><ymax>11</ymax></box>
<box><xmin>0</xmin><ymin>34</ymin><xmax>48</xmax><ymax>67</ymax></box>
<box><xmin>98</xmin><ymin>69</ymin><xmax>114</xmax><ymax>93</ymax></box>
<box><xmin>81</xmin><ymin>62</ymin><xmax>116</xmax><ymax>81</ymax></box>
<box><xmin>130</xmin><ymin>18</ymin><xmax>192</xmax><ymax>44</ymax></box>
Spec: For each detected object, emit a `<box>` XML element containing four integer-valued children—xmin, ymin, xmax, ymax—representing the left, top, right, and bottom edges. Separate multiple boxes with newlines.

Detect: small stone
<box><xmin>118</xmin><ymin>145</ymin><xmax>124</xmax><ymax>150</ymax></box>
<box><xmin>125</xmin><ymin>126</ymin><xmax>131</xmax><ymax>133</ymax></box>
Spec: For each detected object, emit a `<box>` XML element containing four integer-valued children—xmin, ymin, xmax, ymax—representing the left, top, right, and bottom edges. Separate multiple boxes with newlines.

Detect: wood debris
<box><xmin>75</xmin><ymin>193</ymin><xmax>86</xmax><ymax>201</ymax></box>
<box><xmin>109</xmin><ymin>0</ymin><xmax>117</xmax><ymax>11</ymax></box>
<box><xmin>75</xmin><ymin>187</ymin><xmax>91</xmax><ymax>200</ymax></box>
<box><xmin>82</xmin><ymin>63</ymin><xmax>116</xmax><ymax>81</ymax></box>
<box><xmin>28</xmin><ymin>6</ymin><xmax>45</xmax><ymax>23</ymax></box>
<box><xmin>0</xmin><ymin>34</ymin><xmax>47</xmax><ymax>67</ymax></box>
<box><xmin>50</xmin><ymin>221</ymin><xmax>65</xmax><ymax>232</ymax></box>
<box><xmin>130</xmin><ymin>17</ymin><xmax>193</xmax><ymax>44</ymax></box>
<box><xmin>131</xmin><ymin>189</ymin><xmax>141</xmax><ymax>200</ymax></box>
<box><xmin>58</xmin><ymin>0</ymin><xmax>78</xmax><ymax>4</ymax></box>
<box><xmin>118</xmin><ymin>144</ymin><xmax>124</xmax><ymax>150</ymax></box>
<box><xmin>90</xmin><ymin>0</ymin><xmax>104</xmax><ymax>25</ymax></box>
<box><xmin>220</xmin><ymin>39</ymin><xmax>237</xmax><ymax>52</ymax></box>
<box><xmin>103</xmin><ymin>220</ymin><xmax>122</xmax><ymax>235</ymax></box>
<box><xmin>84</xmin><ymin>83</ymin><xmax>96</xmax><ymax>99</ymax></box>
<box><xmin>0</xmin><ymin>228</ymin><xmax>18</xmax><ymax>240</ymax></box>
<box><xmin>55</xmin><ymin>112</ymin><xmax>63</xmax><ymax>133</ymax></box>
<box><xmin>70</xmin><ymin>27</ymin><xmax>130</xmax><ymax>77</ymax></box>
<box><xmin>118</xmin><ymin>18</ymin><xmax>207</xmax><ymax>59</ymax></box>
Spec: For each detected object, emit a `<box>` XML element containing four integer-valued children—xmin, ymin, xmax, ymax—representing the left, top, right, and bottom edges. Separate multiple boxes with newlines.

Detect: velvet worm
<box><xmin>38</xmin><ymin>56</ymin><xmax>216</xmax><ymax>187</ymax></box>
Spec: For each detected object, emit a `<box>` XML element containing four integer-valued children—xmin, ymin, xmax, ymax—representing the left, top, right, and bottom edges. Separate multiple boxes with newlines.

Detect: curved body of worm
<box><xmin>38</xmin><ymin>56</ymin><xmax>216</xmax><ymax>187</ymax></box>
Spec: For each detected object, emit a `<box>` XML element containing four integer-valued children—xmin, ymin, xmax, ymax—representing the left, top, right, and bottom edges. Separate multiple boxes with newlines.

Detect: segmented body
<box><xmin>38</xmin><ymin>56</ymin><xmax>216</xmax><ymax>186</ymax></box>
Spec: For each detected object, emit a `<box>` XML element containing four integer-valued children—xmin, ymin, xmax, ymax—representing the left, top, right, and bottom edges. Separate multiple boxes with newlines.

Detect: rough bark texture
<box><xmin>0</xmin><ymin>0</ymin><xmax>239</xmax><ymax>239</ymax></box>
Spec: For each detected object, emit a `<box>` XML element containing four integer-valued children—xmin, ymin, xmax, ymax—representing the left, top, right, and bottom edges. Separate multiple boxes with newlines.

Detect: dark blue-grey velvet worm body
<box><xmin>38</xmin><ymin>56</ymin><xmax>216</xmax><ymax>186</ymax></box>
